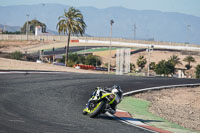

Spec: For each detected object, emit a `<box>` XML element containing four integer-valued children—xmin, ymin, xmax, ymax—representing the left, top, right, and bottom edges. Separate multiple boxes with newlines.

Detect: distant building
<box><xmin>35</xmin><ymin>26</ymin><xmax>42</xmax><ymax>36</ymax></box>
<box><xmin>35</xmin><ymin>26</ymin><xmax>51</xmax><ymax>36</ymax></box>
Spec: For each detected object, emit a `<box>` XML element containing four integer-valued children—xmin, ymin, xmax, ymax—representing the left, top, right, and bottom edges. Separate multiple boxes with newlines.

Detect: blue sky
<box><xmin>0</xmin><ymin>0</ymin><xmax>200</xmax><ymax>17</ymax></box>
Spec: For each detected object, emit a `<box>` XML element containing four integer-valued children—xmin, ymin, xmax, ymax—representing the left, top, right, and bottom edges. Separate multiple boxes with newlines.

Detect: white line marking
<box><xmin>0</xmin><ymin>71</ymin><xmax>63</xmax><ymax>74</ymax></box>
<box><xmin>116</xmin><ymin>109</ymin><xmax>127</xmax><ymax>112</ymax></box>
<box><xmin>79</xmin><ymin>39</ymin><xmax>200</xmax><ymax>51</ymax></box>
<box><xmin>123</xmin><ymin>83</ymin><xmax>200</xmax><ymax>96</ymax></box>
<box><xmin>106</xmin><ymin>112</ymin><xmax>158</xmax><ymax>133</ymax></box>
<box><xmin>107</xmin><ymin>83</ymin><xmax>200</xmax><ymax>133</ymax></box>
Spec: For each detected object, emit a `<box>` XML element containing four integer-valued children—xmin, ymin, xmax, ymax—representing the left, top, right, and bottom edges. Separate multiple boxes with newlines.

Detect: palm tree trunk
<box><xmin>65</xmin><ymin>32</ymin><xmax>71</xmax><ymax>66</ymax></box>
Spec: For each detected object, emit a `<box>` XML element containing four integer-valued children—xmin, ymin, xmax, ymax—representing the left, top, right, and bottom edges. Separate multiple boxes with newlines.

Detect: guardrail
<box><xmin>79</xmin><ymin>39</ymin><xmax>200</xmax><ymax>51</ymax></box>
<box><xmin>123</xmin><ymin>83</ymin><xmax>200</xmax><ymax>96</ymax></box>
<box><xmin>1</xmin><ymin>34</ymin><xmax>200</xmax><ymax>49</ymax></box>
<box><xmin>0</xmin><ymin>34</ymin><xmax>78</xmax><ymax>41</ymax></box>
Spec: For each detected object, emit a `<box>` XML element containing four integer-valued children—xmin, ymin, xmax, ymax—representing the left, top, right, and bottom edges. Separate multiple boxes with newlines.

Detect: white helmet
<box><xmin>111</xmin><ymin>85</ymin><xmax>123</xmax><ymax>100</ymax></box>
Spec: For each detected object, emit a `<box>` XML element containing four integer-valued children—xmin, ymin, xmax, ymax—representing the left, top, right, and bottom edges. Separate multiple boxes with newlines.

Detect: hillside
<box><xmin>0</xmin><ymin>24</ymin><xmax>21</xmax><ymax>32</ymax></box>
<box><xmin>0</xmin><ymin>4</ymin><xmax>200</xmax><ymax>44</ymax></box>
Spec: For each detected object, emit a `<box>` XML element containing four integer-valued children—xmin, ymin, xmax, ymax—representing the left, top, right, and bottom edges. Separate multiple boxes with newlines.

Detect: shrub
<box><xmin>85</xmin><ymin>55</ymin><xmax>101</xmax><ymax>66</ymax></box>
<box><xmin>57</xmin><ymin>56</ymin><xmax>65</xmax><ymax>63</ymax></box>
<box><xmin>130</xmin><ymin>63</ymin><xmax>136</xmax><ymax>71</ymax></box>
<box><xmin>26</xmin><ymin>55</ymin><xmax>37</xmax><ymax>62</ymax></box>
<box><xmin>68</xmin><ymin>53</ymin><xmax>87</xmax><ymax>65</ymax></box>
<box><xmin>67</xmin><ymin>60</ymin><xmax>75</xmax><ymax>67</ymax></box>
<box><xmin>104</xmin><ymin>63</ymin><xmax>108</xmax><ymax>68</ymax></box>
<box><xmin>57</xmin><ymin>53</ymin><xmax>101</xmax><ymax>67</ymax></box>
<box><xmin>11</xmin><ymin>51</ymin><xmax>23</xmax><ymax>60</ymax></box>
<box><xmin>68</xmin><ymin>53</ymin><xmax>79</xmax><ymax>63</ymax></box>
<box><xmin>149</xmin><ymin>62</ymin><xmax>156</xmax><ymax>70</ymax></box>
<box><xmin>195</xmin><ymin>64</ymin><xmax>200</xmax><ymax>79</ymax></box>
<box><xmin>137</xmin><ymin>55</ymin><xmax>147</xmax><ymax>70</ymax></box>
<box><xmin>57</xmin><ymin>53</ymin><xmax>86</xmax><ymax>66</ymax></box>
<box><xmin>77</xmin><ymin>55</ymin><xmax>86</xmax><ymax>64</ymax></box>
<box><xmin>155</xmin><ymin>60</ymin><xmax>175</xmax><ymax>77</ymax></box>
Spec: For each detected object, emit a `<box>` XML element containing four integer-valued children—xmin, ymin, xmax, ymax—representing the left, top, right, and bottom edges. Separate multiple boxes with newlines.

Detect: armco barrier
<box><xmin>123</xmin><ymin>83</ymin><xmax>200</xmax><ymax>96</ymax></box>
<box><xmin>1</xmin><ymin>34</ymin><xmax>200</xmax><ymax>48</ymax></box>
<box><xmin>74</xmin><ymin>64</ymin><xmax>96</xmax><ymax>70</ymax></box>
<box><xmin>0</xmin><ymin>34</ymin><xmax>78</xmax><ymax>41</ymax></box>
<box><xmin>106</xmin><ymin>83</ymin><xmax>200</xmax><ymax>133</ymax></box>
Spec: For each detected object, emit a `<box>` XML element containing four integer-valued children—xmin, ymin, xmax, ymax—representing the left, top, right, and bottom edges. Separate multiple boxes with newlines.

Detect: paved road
<box><xmin>43</xmin><ymin>46</ymin><xmax>182</xmax><ymax>56</ymax></box>
<box><xmin>0</xmin><ymin>73</ymin><xmax>199</xmax><ymax>133</ymax></box>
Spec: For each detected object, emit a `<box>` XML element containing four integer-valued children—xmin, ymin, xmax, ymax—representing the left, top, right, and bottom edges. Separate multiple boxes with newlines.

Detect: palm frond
<box><xmin>57</xmin><ymin>7</ymin><xmax>87</xmax><ymax>35</ymax></box>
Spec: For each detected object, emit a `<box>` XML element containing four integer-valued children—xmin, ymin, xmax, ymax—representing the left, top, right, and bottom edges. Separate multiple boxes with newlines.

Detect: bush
<box><xmin>57</xmin><ymin>56</ymin><xmax>65</xmax><ymax>63</ymax></box>
<box><xmin>68</xmin><ymin>53</ymin><xmax>79</xmax><ymax>64</ymax></box>
<box><xmin>26</xmin><ymin>55</ymin><xmax>37</xmax><ymax>62</ymax></box>
<box><xmin>57</xmin><ymin>53</ymin><xmax>101</xmax><ymax>67</ymax></box>
<box><xmin>57</xmin><ymin>53</ymin><xmax>86</xmax><ymax>66</ymax></box>
<box><xmin>67</xmin><ymin>60</ymin><xmax>75</xmax><ymax>67</ymax></box>
<box><xmin>130</xmin><ymin>63</ymin><xmax>136</xmax><ymax>71</ymax></box>
<box><xmin>11</xmin><ymin>51</ymin><xmax>23</xmax><ymax>60</ymax></box>
<box><xmin>195</xmin><ymin>64</ymin><xmax>200</xmax><ymax>79</ymax></box>
<box><xmin>137</xmin><ymin>55</ymin><xmax>147</xmax><ymax>70</ymax></box>
<box><xmin>149</xmin><ymin>62</ymin><xmax>156</xmax><ymax>70</ymax></box>
<box><xmin>85</xmin><ymin>55</ymin><xmax>101</xmax><ymax>66</ymax></box>
<box><xmin>77</xmin><ymin>55</ymin><xmax>86</xmax><ymax>64</ymax></box>
<box><xmin>155</xmin><ymin>60</ymin><xmax>175</xmax><ymax>77</ymax></box>
<box><xmin>104</xmin><ymin>63</ymin><xmax>108</xmax><ymax>68</ymax></box>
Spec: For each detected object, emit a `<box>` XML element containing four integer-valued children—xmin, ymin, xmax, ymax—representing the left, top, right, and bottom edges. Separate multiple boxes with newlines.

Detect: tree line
<box><xmin>135</xmin><ymin>54</ymin><xmax>200</xmax><ymax>78</ymax></box>
<box><xmin>6</xmin><ymin>6</ymin><xmax>200</xmax><ymax>79</ymax></box>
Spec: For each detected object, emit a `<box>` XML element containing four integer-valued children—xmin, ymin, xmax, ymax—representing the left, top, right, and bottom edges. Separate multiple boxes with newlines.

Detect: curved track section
<box><xmin>43</xmin><ymin>46</ymin><xmax>109</xmax><ymax>55</ymax></box>
<box><xmin>0</xmin><ymin>73</ymin><xmax>199</xmax><ymax>133</ymax></box>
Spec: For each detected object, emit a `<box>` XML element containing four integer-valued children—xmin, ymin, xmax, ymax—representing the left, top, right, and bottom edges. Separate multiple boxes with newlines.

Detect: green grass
<box><xmin>76</xmin><ymin>47</ymin><xmax>117</xmax><ymax>53</ymax></box>
<box><xmin>76</xmin><ymin>47</ymin><xmax>140</xmax><ymax>54</ymax></box>
<box><xmin>118</xmin><ymin>97</ymin><xmax>199</xmax><ymax>133</ymax></box>
<box><xmin>41</xmin><ymin>47</ymin><xmax>140</xmax><ymax>53</ymax></box>
<box><xmin>42</xmin><ymin>47</ymin><xmax>115</xmax><ymax>53</ymax></box>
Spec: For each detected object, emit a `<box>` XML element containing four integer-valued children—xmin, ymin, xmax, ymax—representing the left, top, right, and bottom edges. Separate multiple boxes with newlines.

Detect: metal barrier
<box><xmin>1</xmin><ymin>34</ymin><xmax>199</xmax><ymax>48</ymax></box>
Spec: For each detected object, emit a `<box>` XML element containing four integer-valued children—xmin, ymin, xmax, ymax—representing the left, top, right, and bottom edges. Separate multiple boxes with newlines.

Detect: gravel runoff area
<box><xmin>0</xmin><ymin>57</ymin><xmax>106</xmax><ymax>74</ymax></box>
<box><xmin>134</xmin><ymin>87</ymin><xmax>200</xmax><ymax>132</ymax></box>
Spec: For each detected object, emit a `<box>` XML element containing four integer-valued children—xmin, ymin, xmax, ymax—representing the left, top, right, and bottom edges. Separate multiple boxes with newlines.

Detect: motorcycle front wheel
<box><xmin>88</xmin><ymin>100</ymin><xmax>106</xmax><ymax>118</ymax></box>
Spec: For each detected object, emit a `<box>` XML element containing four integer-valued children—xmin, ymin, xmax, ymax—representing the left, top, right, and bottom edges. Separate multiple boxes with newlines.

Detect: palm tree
<box><xmin>57</xmin><ymin>7</ymin><xmax>87</xmax><ymax>66</ymax></box>
<box><xmin>168</xmin><ymin>55</ymin><xmax>182</xmax><ymax>67</ymax></box>
<box><xmin>183</xmin><ymin>55</ymin><xmax>196</xmax><ymax>70</ymax></box>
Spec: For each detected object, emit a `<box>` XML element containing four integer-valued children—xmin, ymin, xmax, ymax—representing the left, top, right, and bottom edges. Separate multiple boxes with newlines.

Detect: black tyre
<box><xmin>88</xmin><ymin>101</ymin><xmax>106</xmax><ymax>118</ymax></box>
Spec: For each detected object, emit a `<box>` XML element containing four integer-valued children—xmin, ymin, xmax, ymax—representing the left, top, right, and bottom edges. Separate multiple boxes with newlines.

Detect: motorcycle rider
<box><xmin>104</xmin><ymin>85</ymin><xmax>123</xmax><ymax>114</ymax></box>
<box><xmin>88</xmin><ymin>85</ymin><xmax>123</xmax><ymax>115</ymax></box>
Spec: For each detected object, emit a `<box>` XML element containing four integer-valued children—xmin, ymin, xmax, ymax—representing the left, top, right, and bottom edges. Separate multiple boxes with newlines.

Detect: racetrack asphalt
<box><xmin>0</xmin><ymin>72</ymin><xmax>199</xmax><ymax>133</ymax></box>
<box><xmin>43</xmin><ymin>46</ymin><xmax>109</xmax><ymax>55</ymax></box>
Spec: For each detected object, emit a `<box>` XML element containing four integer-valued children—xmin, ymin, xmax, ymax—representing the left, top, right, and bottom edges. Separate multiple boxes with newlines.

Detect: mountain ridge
<box><xmin>0</xmin><ymin>4</ymin><xmax>200</xmax><ymax>44</ymax></box>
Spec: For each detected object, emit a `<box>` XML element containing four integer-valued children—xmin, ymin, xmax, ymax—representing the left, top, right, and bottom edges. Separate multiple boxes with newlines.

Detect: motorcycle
<box><xmin>83</xmin><ymin>87</ymin><xmax>116</xmax><ymax>118</ymax></box>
